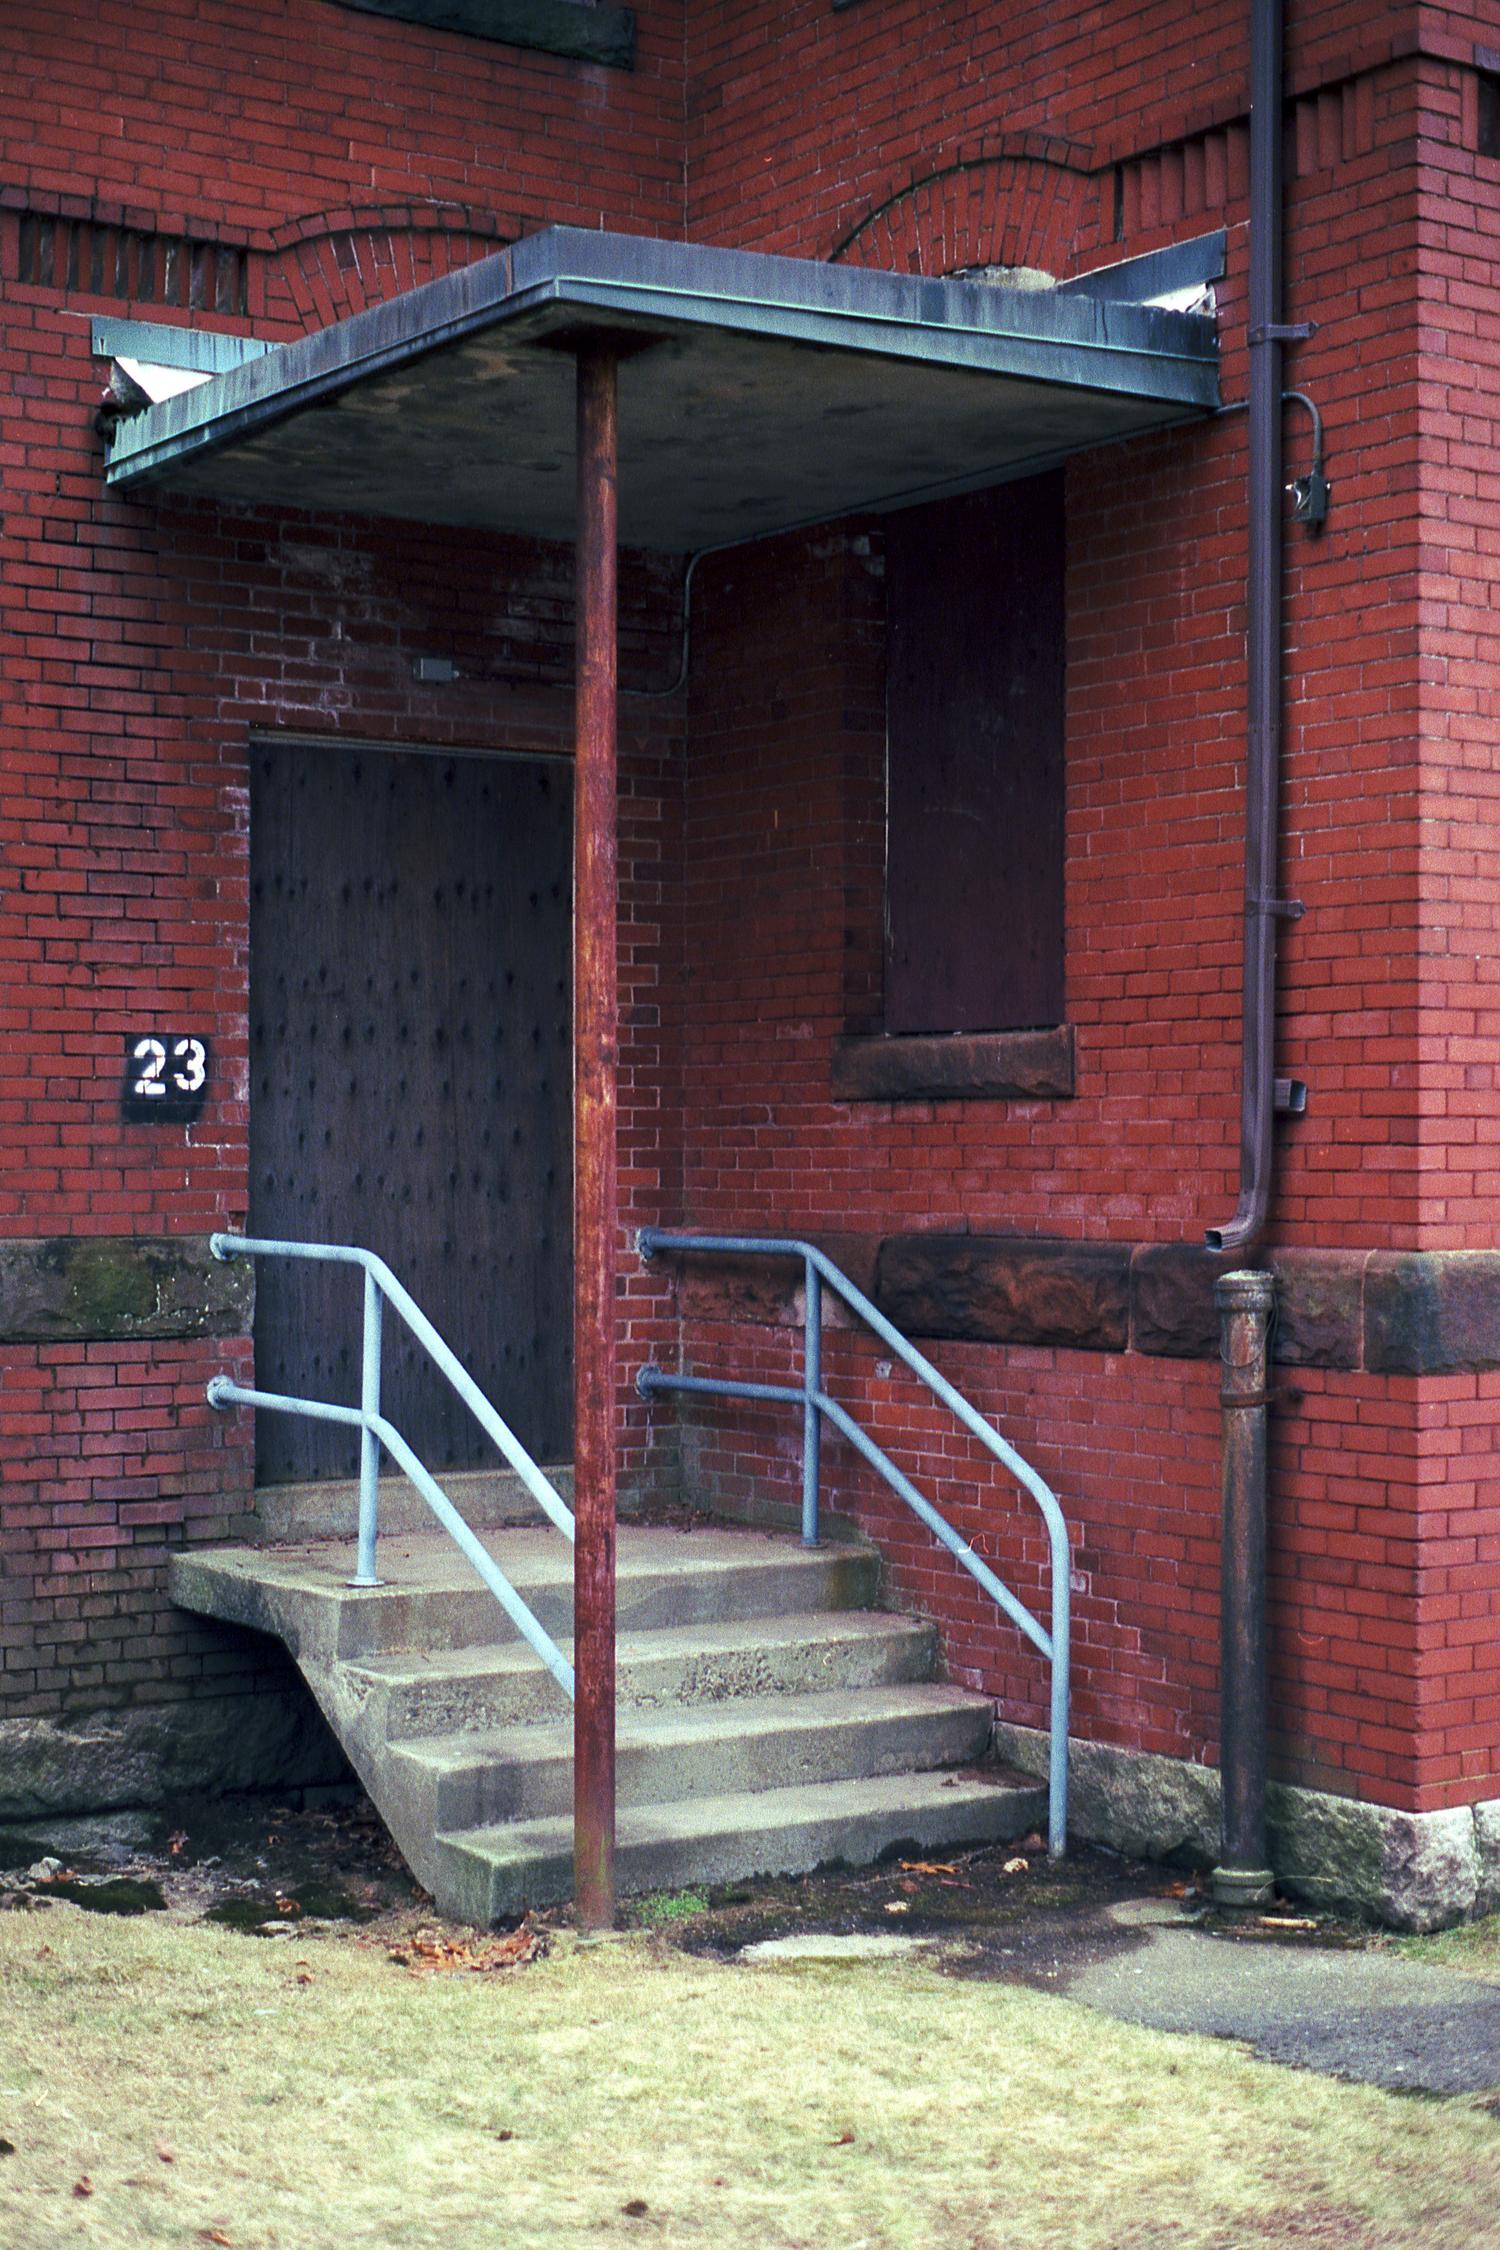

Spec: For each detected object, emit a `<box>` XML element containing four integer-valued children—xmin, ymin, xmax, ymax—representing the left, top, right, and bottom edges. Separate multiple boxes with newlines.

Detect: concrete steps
<box><xmin>441</xmin><ymin>1769</ymin><xmax>1037</xmax><ymax>1926</ymax></box>
<box><xmin>171</xmin><ymin>1515</ymin><xmax>1042</xmax><ymax>1922</ymax></box>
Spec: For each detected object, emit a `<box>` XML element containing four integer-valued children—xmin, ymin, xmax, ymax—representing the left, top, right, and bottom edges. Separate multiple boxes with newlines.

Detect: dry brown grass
<box><xmin>3</xmin><ymin>1906</ymin><xmax>1500</xmax><ymax>2250</ymax></box>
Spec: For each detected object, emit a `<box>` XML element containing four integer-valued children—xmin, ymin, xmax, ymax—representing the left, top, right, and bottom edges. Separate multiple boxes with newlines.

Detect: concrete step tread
<box><xmin>443</xmin><ymin>1767</ymin><xmax>1042</xmax><ymax>1867</ymax></box>
<box><xmin>344</xmin><ymin>1608</ymin><xmax>927</xmax><ymax>1689</ymax></box>
<box><xmin>178</xmin><ymin>1524</ymin><xmax>867</xmax><ymax>1600</ymax></box>
<box><xmin>249</xmin><ymin>1466</ymin><xmax>575</xmax><ymax>1541</ymax></box>
<box><xmin>389</xmin><ymin>1680</ymin><xmax>994</xmax><ymax>1777</ymax></box>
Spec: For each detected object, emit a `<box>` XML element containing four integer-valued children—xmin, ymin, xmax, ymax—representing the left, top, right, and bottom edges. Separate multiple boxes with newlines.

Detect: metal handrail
<box><xmin>205</xmin><ymin>1234</ymin><xmax>576</xmax><ymax>1700</ymax></box>
<box><xmin>636</xmin><ymin>1228</ymin><xmax>1070</xmax><ymax>1856</ymax></box>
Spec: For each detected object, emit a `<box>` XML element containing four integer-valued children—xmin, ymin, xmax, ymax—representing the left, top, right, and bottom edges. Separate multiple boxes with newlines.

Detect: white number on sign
<box><xmin>122</xmin><ymin>1030</ymin><xmax>210</xmax><ymax>1119</ymax></box>
<box><xmin>131</xmin><ymin>1036</ymin><xmax>168</xmax><ymax>1098</ymax></box>
<box><xmin>171</xmin><ymin>1037</ymin><xmax>207</xmax><ymax>1094</ymax></box>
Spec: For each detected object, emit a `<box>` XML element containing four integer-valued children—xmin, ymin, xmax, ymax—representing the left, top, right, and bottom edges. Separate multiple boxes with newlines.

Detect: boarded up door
<box><xmin>249</xmin><ymin>741</ymin><xmax>573</xmax><ymax>1482</ymax></box>
<box><xmin>884</xmin><ymin>472</ymin><xmax>1065</xmax><ymax>1034</ymax></box>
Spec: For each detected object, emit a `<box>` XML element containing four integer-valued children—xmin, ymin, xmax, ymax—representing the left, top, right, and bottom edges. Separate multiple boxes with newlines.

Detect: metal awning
<box><xmin>104</xmin><ymin>226</ymin><xmax>1219</xmax><ymax>550</ymax></box>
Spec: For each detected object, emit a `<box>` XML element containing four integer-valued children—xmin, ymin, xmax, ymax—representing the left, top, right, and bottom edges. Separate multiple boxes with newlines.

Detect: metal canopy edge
<box><xmin>104</xmin><ymin>225</ymin><xmax>1220</xmax><ymax>551</ymax></box>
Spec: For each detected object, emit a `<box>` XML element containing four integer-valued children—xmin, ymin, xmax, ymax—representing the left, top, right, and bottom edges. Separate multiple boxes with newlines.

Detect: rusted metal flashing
<box><xmin>102</xmin><ymin>226</ymin><xmax>1219</xmax><ymax>553</ymax></box>
<box><xmin>0</xmin><ymin>1236</ymin><xmax>253</xmax><ymax>1343</ymax></box>
<box><xmin>328</xmin><ymin>0</ymin><xmax>635</xmax><ymax>68</ymax></box>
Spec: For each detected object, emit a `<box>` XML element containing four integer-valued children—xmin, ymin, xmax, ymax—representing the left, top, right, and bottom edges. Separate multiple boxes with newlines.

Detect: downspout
<box><xmin>1211</xmin><ymin>1270</ymin><xmax>1276</xmax><ymax>1908</ymax></box>
<box><xmin>1207</xmin><ymin>0</ymin><xmax>1292</xmax><ymax>1911</ymax></box>
<box><xmin>1204</xmin><ymin>0</ymin><xmax>1293</xmax><ymax>1258</ymax></box>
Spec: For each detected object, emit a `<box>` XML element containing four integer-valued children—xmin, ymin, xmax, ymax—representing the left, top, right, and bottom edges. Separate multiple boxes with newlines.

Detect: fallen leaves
<box><xmin>620</xmin><ymin>2198</ymin><xmax>650</xmax><ymax>2217</ymax></box>
<box><xmin>156</xmin><ymin>2141</ymin><xmax>176</xmax><ymax>2164</ymax></box>
<box><xmin>199</xmin><ymin>2228</ymin><xmax>234</xmax><ymax>2246</ymax></box>
<box><xmin>895</xmin><ymin>1858</ymin><xmax>973</xmax><ymax>1892</ymax></box>
<box><xmin>72</xmin><ymin>2175</ymin><xmax>94</xmax><ymax>2198</ymax></box>
<box><xmin>832</xmin><ymin>2127</ymin><xmax>857</xmax><ymax>2146</ymax></box>
<box><xmin>1003</xmin><ymin>1857</ymin><xmax>1029</xmax><ymax>1876</ymax></box>
<box><xmin>387</xmin><ymin>1920</ymin><xmax>542</xmax><ymax>1975</ymax></box>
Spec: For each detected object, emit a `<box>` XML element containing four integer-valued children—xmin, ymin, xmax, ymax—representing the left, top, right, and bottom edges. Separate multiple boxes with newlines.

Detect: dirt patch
<box><xmin>0</xmin><ymin>1790</ymin><xmax>424</xmax><ymax>1940</ymax></box>
<box><xmin>655</xmin><ymin>1833</ymin><xmax>1171</xmax><ymax>1973</ymax></box>
<box><xmin>0</xmin><ymin>1794</ymin><xmax>1371</xmax><ymax>1977</ymax></box>
<box><xmin>627</xmin><ymin>1833</ymin><xmax>1376</xmax><ymax>1990</ymax></box>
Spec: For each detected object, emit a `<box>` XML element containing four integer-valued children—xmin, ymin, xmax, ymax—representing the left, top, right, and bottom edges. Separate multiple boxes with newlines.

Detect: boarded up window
<box><xmin>884</xmin><ymin>472</ymin><xmax>1065</xmax><ymax>1035</ymax></box>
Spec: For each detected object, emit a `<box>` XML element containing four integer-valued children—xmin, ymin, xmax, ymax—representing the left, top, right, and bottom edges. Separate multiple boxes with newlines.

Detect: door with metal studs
<box><xmin>249</xmin><ymin>739</ymin><xmax>573</xmax><ymax>1483</ymax></box>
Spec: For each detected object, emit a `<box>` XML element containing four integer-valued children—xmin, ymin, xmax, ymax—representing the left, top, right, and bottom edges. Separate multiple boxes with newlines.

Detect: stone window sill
<box><xmin>831</xmin><ymin>1026</ymin><xmax>1074</xmax><ymax>1102</ymax></box>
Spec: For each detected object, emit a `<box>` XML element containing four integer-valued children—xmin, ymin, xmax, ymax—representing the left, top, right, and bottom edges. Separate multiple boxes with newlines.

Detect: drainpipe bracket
<box><xmin>1248</xmin><ymin>321</ymin><xmax>1317</xmax><ymax>345</ymax></box>
<box><xmin>1249</xmin><ymin>896</ymin><xmax>1304</xmax><ymax>920</ymax></box>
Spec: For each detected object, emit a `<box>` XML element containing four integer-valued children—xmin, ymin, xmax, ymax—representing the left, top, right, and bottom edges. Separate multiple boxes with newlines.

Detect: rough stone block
<box><xmin>1365</xmin><ymin>1251</ymin><xmax>1500</xmax><ymax>1375</ymax></box>
<box><xmin>1474</xmin><ymin>1802</ymin><xmax>1500</xmax><ymax>1914</ymax></box>
<box><xmin>1271</xmin><ymin>1249</ymin><xmax>1364</xmax><ymax>1370</ymax></box>
<box><xmin>0</xmin><ymin>1234</ymin><xmax>252</xmax><ymax>1344</ymax></box>
<box><xmin>0</xmin><ymin>1694</ymin><xmax>347</xmax><ymax>1822</ymax></box>
<box><xmin>668</xmin><ymin>1233</ymin><xmax>881</xmax><ymax>1329</ymax></box>
<box><xmin>996</xmin><ymin>1722</ymin><xmax>1495</xmax><ymax>1931</ymax></box>
<box><xmin>1269</xmin><ymin>1786</ymin><xmax>1478</xmax><ymax>1933</ymax></box>
<box><xmin>875</xmin><ymin>1233</ymin><xmax>1129</xmax><ymax>1350</ymax></box>
<box><xmin>991</xmin><ymin>1721</ymin><xmax>1220</xmax><ymax>1863</ymax></box>
<box><xmin>1130</xmin><ymin>1243</ymin><xmax>1243</xmax><ymax>1359</ymax></box>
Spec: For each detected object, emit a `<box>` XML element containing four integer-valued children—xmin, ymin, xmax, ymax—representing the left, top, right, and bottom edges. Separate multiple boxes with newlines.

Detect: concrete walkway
<box><xmin>1058</xmin><ymin>1900</ymin><xmax>1500</xmax><ymax>2094</ymax></box>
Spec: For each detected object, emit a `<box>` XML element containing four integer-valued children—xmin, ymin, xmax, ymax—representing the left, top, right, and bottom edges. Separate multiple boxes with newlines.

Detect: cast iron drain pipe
<box><xmin>1212</xmin><ymin>1268</ymin><xmax>1277</xmax><ymax>1908</ymax></box>
<box><xmin>1206</xmin><ymin>0</ymin><xmax>1295</xmax><ymax>1258</ymax></box>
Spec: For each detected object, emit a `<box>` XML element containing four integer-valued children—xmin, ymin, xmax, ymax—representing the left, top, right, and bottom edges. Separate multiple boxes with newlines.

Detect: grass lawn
<box><xmin>1394</xmin><ymin>1911</ymin><xmax>1500</xmax><ymax>1978</ymax></box>
<box><xmin>3</xmin><ymin>1905</ymin><xmax>1500</xmax><ymax>2250</ymax></box>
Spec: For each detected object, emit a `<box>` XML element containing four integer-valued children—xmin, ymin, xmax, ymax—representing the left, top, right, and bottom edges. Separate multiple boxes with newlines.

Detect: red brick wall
<box><xmin>0</xmin><ymin>0</ymin><xmax>688</xmax><ymax>1759</ymax></box>
<box><xmin>2</xmin><ymin>0</ymin><xmax>682</xmax><ymax>256</ymax></box>
<box><xmin>0</xmin><ymin>1340</ymin><xmax>257</xmax><ymax>1729</ymax></box>
<box><xmin>657</xmin><ymin>11</ymin><xmax>1500</xmax><ymax>1818</ymax></box>
<box><xmin>6</xmin><ymin>0</ymin><xmax>1500</xmax><ymax>1826</ymax></box>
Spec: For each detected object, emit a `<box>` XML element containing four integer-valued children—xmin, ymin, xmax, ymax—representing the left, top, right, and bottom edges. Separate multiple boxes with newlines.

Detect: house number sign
<box><xmin>122</xmin><ymin>1033</ymin><xmax>210</xmax><ymax>1122</ymax></box>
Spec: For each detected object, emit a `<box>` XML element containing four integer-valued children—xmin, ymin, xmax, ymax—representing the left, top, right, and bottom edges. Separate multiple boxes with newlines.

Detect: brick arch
<box><xmin>263</xmin><ymin>203</ymin><xmax>523</xmax><ymax>331</ymax></box>
<box><xmin>830</xmin><ymin>153</ymin><xmax>1100</xmax><ymax>281</ymax></box>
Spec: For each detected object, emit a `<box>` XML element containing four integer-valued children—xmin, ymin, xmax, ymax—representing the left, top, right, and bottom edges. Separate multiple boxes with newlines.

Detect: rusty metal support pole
<box><xmin>1212</xmin><ymin>1268</ymin><xmax>1276</xmax><ymax>1909</ymax></box>
<box><xmin>572</xmin><ymin>342</ymin><xmax>619</xmax><ymax>1929</ymax></box>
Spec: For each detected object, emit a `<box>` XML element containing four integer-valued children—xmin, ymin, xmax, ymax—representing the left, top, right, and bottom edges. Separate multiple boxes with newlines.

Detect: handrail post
<box><xmin>635</xmin><ymin>1230</ymin><xmax>1071</xmax><ymax>1858</ymax></box>
<box><xmin>1047</xmin><ymin>1539</ymin><xmax>1070</xmax><ymax>1859</ymax></box>
<box><xmin>351</xmin><ymin>1266</ymin><xmax>384</xmax><ymax>1589</ymax></box>
<box><xmin>801</xmin><ymin>1255</ymin><xmax>821</xmax><ymax>1547</ymax></box>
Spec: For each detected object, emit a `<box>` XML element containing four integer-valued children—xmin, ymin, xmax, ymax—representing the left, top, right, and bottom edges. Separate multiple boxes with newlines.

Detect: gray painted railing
<box><xmin>205</xmin><ymin>1235</ymin><xmax>576</xmax><ymax>1700</ymax></box>
<box><xmin>637</xmin><ymin>1229</ymin><xmax>1070</xmax><ymax>1856</ymax></box>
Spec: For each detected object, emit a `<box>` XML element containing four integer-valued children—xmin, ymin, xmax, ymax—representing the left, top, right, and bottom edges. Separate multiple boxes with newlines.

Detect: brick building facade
<box><xmin>4</xmin><ymin>0</ymin><xmax>1500</xmax><ymax>1923</ymax></box>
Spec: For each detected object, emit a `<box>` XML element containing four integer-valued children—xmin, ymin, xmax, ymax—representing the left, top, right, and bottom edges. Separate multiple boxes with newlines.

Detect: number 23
<box><xmin>131</xmin><ymin>1037</ymin><xmax>207</xmax><ymax>1098</ymax></box>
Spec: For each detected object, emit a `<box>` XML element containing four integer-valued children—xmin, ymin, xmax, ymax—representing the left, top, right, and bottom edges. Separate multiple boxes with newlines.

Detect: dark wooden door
<box><xmin>249</xmin><ymin>741</ymin><xmax>573</xmax><ymax>1482</ymax></box>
